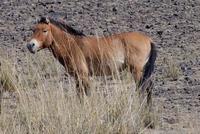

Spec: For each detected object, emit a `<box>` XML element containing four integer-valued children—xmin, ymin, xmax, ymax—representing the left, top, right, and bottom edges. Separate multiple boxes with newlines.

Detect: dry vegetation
<box><xmin>1</xmin><ymin>0</ymin><xmax>200</xmax><ymax>133</ymax></box>
<box><xmin>0</xmin><ymin>51</ymin><xmax>157</xmax><ymax>134</ymax></box>
<box><xmin>1</xmin><ymin>49</ymin><xmax>199</xmax><ymax>134</ymax></box>
<box><xmin>163</xmin><ymin>57</ymin><xmax>181</xmax><ymax>81</ymax></box>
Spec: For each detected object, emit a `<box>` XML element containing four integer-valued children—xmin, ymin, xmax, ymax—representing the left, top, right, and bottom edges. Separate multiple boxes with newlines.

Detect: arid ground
<box><xmin>0</xmin><ymin>0</ymin><xmax>200</xmax><ymax>133</ymax></box>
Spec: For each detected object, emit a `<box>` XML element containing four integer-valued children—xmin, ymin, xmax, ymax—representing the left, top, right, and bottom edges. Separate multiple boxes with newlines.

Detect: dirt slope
<box><xmin>1</xmin><ymin>0</ymin><xmax>200</xmax><ymax>132</ymax></box>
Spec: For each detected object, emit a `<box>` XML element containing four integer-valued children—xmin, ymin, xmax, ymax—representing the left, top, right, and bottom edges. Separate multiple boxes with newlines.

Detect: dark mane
<box><xmin>39</xmin><ymin>17</ymin><xmax>85</xmax><ymax>36</ymax></box>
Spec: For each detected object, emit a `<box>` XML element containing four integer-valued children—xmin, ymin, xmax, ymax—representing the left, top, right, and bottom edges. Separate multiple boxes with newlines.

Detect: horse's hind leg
<box><xmin>143</xmin><ymin>79</ymin><xmax>155</xmax><ymax>128</ymax></box>
<box><xmin>146</xmin><ymin>79</ymin><xmax>153</xmax><ymax>108</ymax></box>
<box><xmin>130</xmin><ymin>65</ymin><xmax>155</xmax><ymax>128</ymax></box>
<box><xmin>130</xmin><ymin>65</ymin><xmax>143</xmax><ymax>90</ymax></box>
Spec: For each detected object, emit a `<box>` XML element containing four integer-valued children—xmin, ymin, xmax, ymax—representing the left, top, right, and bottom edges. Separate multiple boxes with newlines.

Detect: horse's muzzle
<box><xmin>27</xmin><ymin>43</ymin><xmax>36</xmax><ymax>54</ymax></box>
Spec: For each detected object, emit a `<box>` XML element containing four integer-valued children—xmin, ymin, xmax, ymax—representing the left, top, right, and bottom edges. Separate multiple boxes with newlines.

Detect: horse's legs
<box><xmin>144</xmin><ymin>79</ymin><xmax>155</xmax><ymax>128</ymax></box>
<box><xmin>75</xmin><ymin>74</ymin><xmax>91</xmax><ymax>101</ymax></box>
<box><xmin>130</xmin><ymin>65</ymin><xmax>154</xmax><ymax>108</ymax></box>
<box><xmin>75</xmin><ymin>79</ymin><xmax>84</xmax><ymax>100</ymax></box>
<box><xmin>146</xmin><ymin>79</ymin><xmax>153</xmax><ymax>108</ymax></box>
<box><xmin>81</xmin><ymin>75</ymin><xmax>91</xmax><ymax>96</ymax></box>
<box><xmin>130</xmin><ymin>65</ymin><xmax>154</xmax><ymax>127</ymax></box>
<box><xmin>130</xmin><ymin>65</ymin><xmax>143</xmax><ymax>90</ymax></box>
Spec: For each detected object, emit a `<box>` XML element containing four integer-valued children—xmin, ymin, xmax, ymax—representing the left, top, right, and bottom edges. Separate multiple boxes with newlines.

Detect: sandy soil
<box><xmin>1</xmin><ymin>0</ymin><xmax>200</xmax><ymax>132</ymax></box>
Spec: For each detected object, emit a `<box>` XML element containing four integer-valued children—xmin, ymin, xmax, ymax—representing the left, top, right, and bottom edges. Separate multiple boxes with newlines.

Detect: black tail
<box><xmin>139</xmin><ymin>42</ymin><xmax>157</xmax><ymax>87</ymax></box>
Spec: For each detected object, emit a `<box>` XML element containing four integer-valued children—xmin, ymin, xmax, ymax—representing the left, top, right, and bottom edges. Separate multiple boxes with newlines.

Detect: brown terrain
<box><xmin>0</xmin><ymin>0</ymin><xmax>200</xmax><ymax>133</ymax></box>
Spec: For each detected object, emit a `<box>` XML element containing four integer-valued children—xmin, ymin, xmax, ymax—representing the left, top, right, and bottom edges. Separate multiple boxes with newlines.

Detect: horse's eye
<box><xmin>43</xmin><ymin>30</ymin><xmax>48</xmax><ymax>33</ymax></box>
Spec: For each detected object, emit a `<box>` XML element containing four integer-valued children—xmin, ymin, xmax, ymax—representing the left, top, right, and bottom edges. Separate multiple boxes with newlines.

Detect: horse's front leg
<box><xmin>75</xmin><ymin>79</ymin><xmax>84</xmax><ymax>100</ymax></box>
<box><xmin>82</xmin><ymin>76</ymin><xmax>91</xmax><ymax>96</ymax></box>
<box><xmin>75</xmin><ymin>75</ymin><xmax>91</xmax><ymax>100</ymax></box>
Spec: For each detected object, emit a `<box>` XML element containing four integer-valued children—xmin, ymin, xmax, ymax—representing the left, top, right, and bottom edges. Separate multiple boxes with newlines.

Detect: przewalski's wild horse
<box><xmin>27</xmin><ymin>17</ymin><xmax>157</xmax><ymax>106</ymax></box>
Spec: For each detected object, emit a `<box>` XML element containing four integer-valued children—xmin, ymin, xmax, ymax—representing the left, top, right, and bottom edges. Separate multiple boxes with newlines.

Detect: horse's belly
<box><xmin>87</xmin><ymin>52</ymin><xmax>125</xmax><ymax>76</ymax></box>
<box><xmin>106</xmin><ymin>40</ymin><xmax>126</xmax><ymax>71</ymax></box>
<box><xmin>88</xmin><ymin>63</ymin><xmax>124</xmax><ymax>76</ymax></box>
<box><xmin>107</xmin><ymin>50</ymin><xmax>125</xmax><ymax>69</ymax></box>
<box><xmin>86</xmin><ymin>38</ymin><xmax>126</xmax><ymax>76</ymax></box>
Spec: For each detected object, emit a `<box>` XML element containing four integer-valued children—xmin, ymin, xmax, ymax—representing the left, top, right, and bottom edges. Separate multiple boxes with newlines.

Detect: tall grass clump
<box><xmin>0</xmin><ymin>51</ymin><xmax>154</xmax><ymax>134</ymax></box>
<box><xmin>163</xmin><ymin>57</ymin><xmax>180</xmax><ymax>81</ymax></box>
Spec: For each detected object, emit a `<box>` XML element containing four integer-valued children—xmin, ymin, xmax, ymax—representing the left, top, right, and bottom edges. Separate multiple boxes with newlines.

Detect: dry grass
<box><xmin>0</xmin><ymin>51</ymin><xmax>155</xmax><ymax>134</ymax></box>
<box><xmin>163</xmin><ymin>57</ymin><xmax>180</xmax><ymax>81</ymax></box>
<box><xmin>0</xmin><ymin>50</ymin><xmax>199</xmax><ymax>133</ymax></box>
<box><xmin>0</xmin><ymin>59</ymin><xmax>17</xmax><ymax>92</ymax></box>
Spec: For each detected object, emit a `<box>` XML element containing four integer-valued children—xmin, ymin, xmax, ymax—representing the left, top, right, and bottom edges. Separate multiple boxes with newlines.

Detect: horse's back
<box><xmin>82</xmin><ymin>31</ymin><xmax>152</xmax><ymax>65</ymax></box>
<box><xmin>97</xmin><ymin>32</ymin><xmax>152</xmax><ymax>53</ymax></box>
<box><xmin>113</xmin><ymin>32</ymin><xmax>152</xmax><ymax>48</ymax></box>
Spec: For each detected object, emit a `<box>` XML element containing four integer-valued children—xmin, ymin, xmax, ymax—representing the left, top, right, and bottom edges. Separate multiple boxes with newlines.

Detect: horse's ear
<box><xmin>39</xmin><ymin>17</ymin><xmax>50</xmax><ymax>24</ymax></box>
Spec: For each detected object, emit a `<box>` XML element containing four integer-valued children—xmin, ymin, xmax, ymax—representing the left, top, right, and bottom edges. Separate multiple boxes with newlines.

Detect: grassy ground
<box><xmin>0</xmin><ymin>46</ymin><xmax>200</xmax><ymax>134</ymax></box>
<box><xmin>0</xmin><ymin>51</ymin><xmax>157</xmax><ymax>134</ymax></box>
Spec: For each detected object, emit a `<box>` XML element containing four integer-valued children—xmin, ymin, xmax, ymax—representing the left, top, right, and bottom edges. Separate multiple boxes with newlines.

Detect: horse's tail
<box><xmin>139</xmin><ymin>42</ymin><xmax>157</xmax><ymax>88</ymax></box>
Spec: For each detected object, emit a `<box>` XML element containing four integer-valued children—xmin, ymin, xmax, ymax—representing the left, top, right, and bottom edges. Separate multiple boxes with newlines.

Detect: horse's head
<box><xmin>27</xmin><ymin>17</ymin><xmax>53</xmax><ymax>54</ymax></box>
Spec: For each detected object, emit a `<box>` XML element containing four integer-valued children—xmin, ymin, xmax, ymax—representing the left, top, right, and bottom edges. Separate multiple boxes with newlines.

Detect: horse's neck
<box><xmin>49</xmin><ymin>24</ymin><xmax>76</xmax><ymax>57</ymax></box>
<box><xmin>49</xmin><ymin>24</ymin><xmax>83</xmax><ymax>67</ymax></box>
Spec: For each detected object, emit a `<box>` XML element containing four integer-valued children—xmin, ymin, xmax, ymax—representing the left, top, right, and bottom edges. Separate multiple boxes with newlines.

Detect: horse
<box><xmin>26</xmin><ymin>17</ymin><xmax>157</xmax><ymax>106</ymax></box>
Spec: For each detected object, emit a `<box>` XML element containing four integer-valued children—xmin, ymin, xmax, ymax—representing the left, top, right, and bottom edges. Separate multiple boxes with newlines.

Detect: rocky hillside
<box><xmin>1</xmin><ymin>0</ymin><xmax>200</xmax><ymax>132</ymax></box>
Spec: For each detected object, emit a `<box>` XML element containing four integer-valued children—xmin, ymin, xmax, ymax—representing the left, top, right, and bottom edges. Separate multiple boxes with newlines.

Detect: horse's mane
<box><xmin>39</xmin><ymin>17</ymin><xmax>85</xmax><ymax>37</ymax></box>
